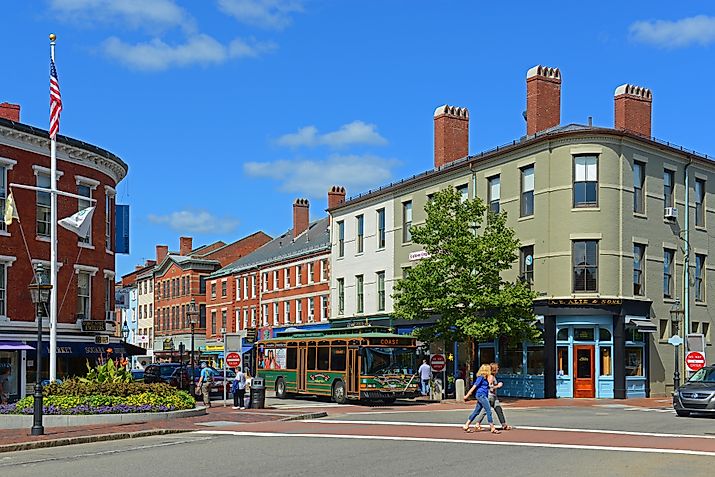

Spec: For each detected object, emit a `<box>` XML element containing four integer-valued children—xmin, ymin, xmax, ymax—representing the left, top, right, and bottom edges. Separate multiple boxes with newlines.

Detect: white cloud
<box><xmin>102</xmin><ymin>34</ymin><xmax>276</xmax><ymax>71</ymax></box>
<box><xmin>50</xmin><ymin>0</ymin><xmax>195</xmax><ymax>32</ymax></box>
<box><xmin>277</xmin><ymin>121</ymin><xmax>388</xmax><ymax>149</ymax></box>
<box><xmin>148</xmin><ymin>210</ymin><xmax>240</xmax><ymax>234</ymax></box>
<box><xmin>244</xmin><ymin>154</ymin><xmax>399</xmax><ymax>198</ymax></box>
<box><xmin>630</xmin><ymin>15</ymin><xmax>715</xmax><ymax>48</ymax></box>
<box><xmin>217</xmin><ymin>0</ymin><xmax>304</xmax><ymax>29</ymax></box>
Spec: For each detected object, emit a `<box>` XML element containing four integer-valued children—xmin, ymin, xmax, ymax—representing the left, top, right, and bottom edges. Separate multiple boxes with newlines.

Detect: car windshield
<box><xmin>687</xmin><ymin>367</ymin><xmax>715</xmax><ymax>383</ymax></box>
<box><xmin>362</xmin><ymin>347</ymin><xmax>416</xmax><ymax>376</ymax></box>
<box><xmin>160</xmin><ymin>366</ymin><xmax>178</xmax><ymax>377</ymax></box>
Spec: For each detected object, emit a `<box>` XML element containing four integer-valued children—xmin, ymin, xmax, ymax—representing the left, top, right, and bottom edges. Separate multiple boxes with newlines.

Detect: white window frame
<box><xmin>321</xmin><ymin>260</ymin><xmax>328</xmax><ymax>282</ymax></box>
<box><xmin>285</xmin><ymin>301</ymin><xmax>291</xmax><ymax>323</ymax></box>
<box><xmin>236</xmin><ymin>277</ymin><xmax>241</xmax><ymax>301</ymax></box>
<box><xmin>273</xmin><ymin>302</ymin><xmax>279</xmax><ymax>325</ymax></box>
<box><xmin>308</xmin><ymin>297</ymin><xmax>315</xmax><ymax>321</ymax></box>
<box><xmin>262</xmin><ymin>304</ymin><xmax>268</xmax><ymax>326</ymax></box>
<box><xmin>0</xmin><ymin>256</ymin><xmax>17</xmax><ymax>318</ymax></box>
<box><xmin>320</xmin><ymin>295</ymin><xmax>328</xmax><ymax>321</ymax></box>
<box><xmin>296</xmin><ymin>299</ymin><xmax>303</xmax><ymax>323</ymax></box>
<box><xmin>36</xmin><ymin>172</ymin><xmax>51</xmax><ymax>238</ymax></box>
<box><xmin>262</xmin><ymin>272</ymin><xmax>268</xmax><ymax>292</ymax></box>
<box><xmin>308</xmin><ymin>262</ymin><xmax>314</xmax><ymax>284</ymax></box>
<box><xmin>273</xmin><ymin>270</ymin><xmax>279</xmax><ymax>290</ymax></box>
<box><xmin>251</xmin><ymin>274</ymin><xmax>256</xmax><ymax>298</ymax></box>
<box><xmin>296</xmin><ymin>264</ymin><xmax>302</xmax><ymax>286</ymax></box>
<box><xmin>76</xmin><ymin>177</ymin><xmax>98</xmax><ymax>247</ymax></box>
<box><xmin>285</xmin><ymin>268</ymin><xmax>291</xmax><ymax>288</ymax></box>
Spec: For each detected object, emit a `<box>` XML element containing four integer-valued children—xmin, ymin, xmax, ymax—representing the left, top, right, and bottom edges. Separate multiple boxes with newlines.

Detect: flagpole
<box><xmin>49</xmin><ymin>33</ymin><xmax>58</xmax><ymax>382</ymax></box>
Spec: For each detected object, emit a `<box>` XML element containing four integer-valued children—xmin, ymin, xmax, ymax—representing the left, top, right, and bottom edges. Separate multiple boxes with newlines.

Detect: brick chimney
<box><xmin>327</xmin><ymin>186</ymin><xmax>346</xmax><ymax>209</ymax></box>
<box><xmin>293</xmin><ymin>198</ymin><xmax>310</xmax><ymax>237</ymax></box>
<box><xmin>434</xmin><ymin>105</ymin><xmax>469</xmax><ymax>168</ymax></box>
<box><xmin>156</xmin><ymin>245</ymin><xmax>168</xmax><ymax>263</ymax></box>
<box><xmin>180</xmin><ymin>236</ymin><xmax>193</xmax><ymax>256</ymax></box>
<box><xmin>526</xmin><ymin>65</ymin><xmax>561</xmax><ymax>135</ymax></box>
<box><xmin>614</xmin><ymin>84</ymin><xmax>652</xmax><ymax>138</ymax></box>
<box><xmin>0</xmin><ymin>103</ymin><xmax>20</xmax><ymax>122</ymax></box>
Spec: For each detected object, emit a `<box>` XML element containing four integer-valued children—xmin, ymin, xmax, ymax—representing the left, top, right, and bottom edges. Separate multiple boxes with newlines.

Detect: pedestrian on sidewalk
<box><xmin>475</xmin><ymin>362</ymin><xmax>512</xmax><ymax>431</ymax></box>
<box><xmin>463</xmin><ymin>364</ymin><xmax>500</xmax><ymax>434</ymax></box>
<box><xmin>418</xmin><ymin>359</ymin><xmax>431</xmax><ymax>396</ymax></box>
<box><xmin>244</xmin><ymin>370</ymin><xmax>253</xmax><ymax>408</ymax></box>
<box><xmin>232</xmin><ymin>367</ymin><xmax>247</xmax><ymax>410</ymax></box>
<box><xmin>197</xmin><ymin>362</ymin><xmax>212</xmax><ymax>408</ymax></box>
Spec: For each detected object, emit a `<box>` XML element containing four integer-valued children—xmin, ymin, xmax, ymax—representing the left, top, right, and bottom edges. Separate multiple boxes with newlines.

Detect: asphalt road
<box><xmin>1</xmin><ymin>405</ymin><xmax>713</xmax><ymax>476</ymax></box>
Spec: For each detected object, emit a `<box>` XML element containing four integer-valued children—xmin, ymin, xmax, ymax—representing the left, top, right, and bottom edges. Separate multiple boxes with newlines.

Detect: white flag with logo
<box><xmin>59</xmin><ymin>206</ymin><xmax>95</xmax><ymax>238</ymax></box>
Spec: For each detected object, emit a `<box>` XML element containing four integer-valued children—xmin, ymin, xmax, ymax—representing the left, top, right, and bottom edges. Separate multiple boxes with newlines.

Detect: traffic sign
<box><xmin>667</xmin><ymin>335</ymin><xmax>683</xmax><ymax>347</ymax></box>
<box><xmin>685</xmin><ymin>351</ymin><xmax>706</xmax><ymax>371</ymax></box>
<box><xmin>430</xmin><ymin>354</ymin><xmax>446</xmax><ymax>372</ymax></box>
<box><xmin>225</xmin><ymin>352</ymin><xmax>241</xmax><ymax>368</ymax></box>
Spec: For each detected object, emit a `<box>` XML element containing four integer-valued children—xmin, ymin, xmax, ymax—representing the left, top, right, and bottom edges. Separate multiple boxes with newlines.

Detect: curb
<box><xmin>279</xmin><ymin>411</ymin><xmax>328</xmax><ymax>421</ymax></box>
<box><xmin>0</xmin><ymin>429</ymin><xmax>191</xmax><ymax>454</ymax></box>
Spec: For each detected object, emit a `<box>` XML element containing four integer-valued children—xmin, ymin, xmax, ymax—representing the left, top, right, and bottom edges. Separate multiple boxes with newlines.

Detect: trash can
<box><xmin>250</xmin><ymin>377</ymin><xmax>266</xmax><ymax>409</ymax></box>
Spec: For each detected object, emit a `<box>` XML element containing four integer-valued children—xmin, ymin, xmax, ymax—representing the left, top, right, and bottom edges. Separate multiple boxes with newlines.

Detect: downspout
<box><xmin>683</xmin><ymin>158</ymin><xmax>692</xmax><ymax>371</ymax></box>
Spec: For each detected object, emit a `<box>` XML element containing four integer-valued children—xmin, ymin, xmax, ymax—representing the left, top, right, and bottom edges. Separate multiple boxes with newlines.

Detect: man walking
<box><xmin>197</xmin><ymin>362</ymin><xmax>212</xmax><ymax>408</ymax></box>
<box><xmin>232</xmin><ymin>367</ymin><xmax>247</xmax><ymax>410</ymax></box>
<box><xmin>418</xmin><ymin>359</ymin><xmax>431</xmax><ymax>396</ymax></box>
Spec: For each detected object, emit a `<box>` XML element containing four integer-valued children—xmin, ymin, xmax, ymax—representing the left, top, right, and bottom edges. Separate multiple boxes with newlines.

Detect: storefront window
<box><xmin>625</xmin><ymin>347</ymin><xmax>644</xmax><ymax>376</ymax></box>
<box><xmin>626</xmin><ymin>329</ymin><xmax>644</xmax><ymax>342</ymax></box>
<box><xmin>526</xmin><ymin>345</ymin><xmax>544</xmax><ymax>375</ymax></box>
<box><xmin>599</xmin><ymin>328</ymin><xmax>612</xmax><ymax>342</ymax></box>
<box><xmin>0</xmin><ymin>351</ymin><xmax>19</xmax><ymax>401</ymax></box>
<box><xmin>573</xmin><ymin>328</ymin><xmax>595</xmax><ymax>341</ymax></box>
<box><xmin>501</xmin><ymin>343</ymin><xmax>523</xmax><ymax>375</ymax></box>
<box><xmin>557</xmin><ymin>346</ymin><xmax>569</xmax><ymax>376</ymax></box>
<box><xmin>479</xmin><ymin>347</ymin><xmax>495</xmax><ymax>367</ymax></box>
<box><xmin>600</xmin><ymin>347</ymin><xmax>612</xmax><ymax>376</ymax></box>
<box><xmin>557</xmin><ymin>328</ymin><xmax>569</xmax><ymax>341</ymax></box>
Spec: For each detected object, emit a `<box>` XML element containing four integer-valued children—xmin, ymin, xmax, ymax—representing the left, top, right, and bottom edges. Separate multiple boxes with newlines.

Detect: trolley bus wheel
<box><xmin>275</xmin><ymin>377</ymin><xmax>287</xmax><ymax>399</ymax></box>
<box><xmin>332</xmin><ymin>380</ymin><xmax>347</xmax><ymax>405</ymax></box>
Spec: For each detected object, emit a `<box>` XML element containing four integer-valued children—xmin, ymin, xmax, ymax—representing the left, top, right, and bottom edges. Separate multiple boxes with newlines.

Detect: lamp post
<box><xmin>670</xmin><ymin>301</ymin><xmax>683</xmax><ymax>390</ymax></box>
<box><xmin>187</xmin><ymin>299</ymin><xmax>199</xmax><ymax>395</ymax></box>
<box><xmin>28</xmin><ymin>263</ymin><xmax>52</xmax><ymax>436</ymax></box>
<box><xmin>122</xmin><ymin>320</ymin><xmax>129</xmax><ymax>342</ymax></box>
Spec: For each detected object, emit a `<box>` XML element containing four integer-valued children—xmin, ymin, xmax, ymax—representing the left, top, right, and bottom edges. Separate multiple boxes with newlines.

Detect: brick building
<box><xmin>0</xmin><ymin>103</ymin><xmax>128</xmax><ymax>401</ymax></box>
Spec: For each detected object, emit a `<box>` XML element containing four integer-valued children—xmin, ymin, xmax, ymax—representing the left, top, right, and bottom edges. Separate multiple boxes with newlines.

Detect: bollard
<box><xmin>456</xmin><ymin>379</ymin><xmax>465</xmax><ymax>401</ymax></box>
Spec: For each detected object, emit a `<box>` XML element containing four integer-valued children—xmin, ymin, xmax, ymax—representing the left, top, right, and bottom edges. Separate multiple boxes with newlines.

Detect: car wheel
<box><xmin>675</xmin><ymin>409</ymin><xmax>691</xmax><ymax>417</ymax></box>
<box><xmin>276</xmin><ymin>377</ymin><xmax>287</xmax><ymax>399</ymax></box>
<box><xmin>332</xmin><ymin>380</ymin><xmax>347</xmax><ymax>405</ymax></box>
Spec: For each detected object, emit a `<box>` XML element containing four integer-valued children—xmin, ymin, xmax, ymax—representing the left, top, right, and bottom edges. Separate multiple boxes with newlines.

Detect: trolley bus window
<box><xmin>317</xmin><ymin>346</ymin><xmax>330</xmax><ymax>370</ymax></box>
<box><xmin>362</xmin><ymin>347</ymin><xmax>416</xmax><ymax>375</ymax></box>
<box><xmin>308</xmin><ymin>345</ymin><xmax>316</xmax><ymax>370</ymax></box>
<box><xmin>331</xmin><ymin>346</ymin><xmax>346</xmax><ymax>371</ymax></box>
<box><xmin>286</xmin><ymin>346</ymin><xmax>297</xmax><ymax>369</ymax></box>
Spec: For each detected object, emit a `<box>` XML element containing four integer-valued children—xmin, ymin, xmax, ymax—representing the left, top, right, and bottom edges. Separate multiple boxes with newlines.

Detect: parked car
<box><xmin>191</xmin><ymin>366</ymin><xmax>235</xmax><ymax>396</ymax></box>
<box><xmin>673</xmin><ymin>365</ymin><xmax>715</xmax><ymax>416</ymax></box>
<box><xmin>143</xmin><ymin>364</ymin><xmax>190</xmax><ymax>390</ymax></box>
<box><xmin>131</xmin><ymin>370</ymin><xmax>145</xmax><ymax>382</ymax></box>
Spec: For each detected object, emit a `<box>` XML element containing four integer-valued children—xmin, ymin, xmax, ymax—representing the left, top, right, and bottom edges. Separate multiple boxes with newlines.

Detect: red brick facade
<box><xmin>614</xmin><ymin>84</ymin><xmax>652</xmax><ymax>138</ymax></box>
<box><xmin>434</xmin><ymin>105</ymin><xmax>469</xmax><ymax>168</ymax></box>
<box><xmin>526</xmin><ymin>65</ymin><xmax>561</xmax><ymax>135</ymax></box>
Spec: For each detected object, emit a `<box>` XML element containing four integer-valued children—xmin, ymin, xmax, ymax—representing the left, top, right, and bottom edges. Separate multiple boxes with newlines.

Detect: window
<box><xmin>356</xmin><ymin>214</ymin><xmax>364</xmax><ymax>253</ymax></box>
<box><xmin>251</xmin><ymin>274</ymin><xmax>256</xmax><ymax>297</ymax></box>
<box><xmin>488</xmin><ymin>175</ymin><xmax>500</xmax><ymax>213</ymax></box>
<box><xmin>199</xmin><ymin>276</ymin><xmax>207</xmax><ymax>294</ymax></box>
<box><xmin>273</xmin><ymin>303</ymin><xmax>279</xmax><ymax>325</ymax></box>
<box><xmin>273</xmin><ymin>271</ymin><xmax>279</xmax><ymax>290</ymax></box>
<box><xmin>262</xmin><ymin>304</ymin><xmax>268</xmax><ymax>326</ymax></box>
<box><xmin>243</xmin><ymin>276</ymin><xmax>248</xmax><ymax>298</ymax></box>
<box><xmin>695</xmin><ymin>254</ymin><xmax>706</xmax><ymax>302</ymax></box>
<box><xmin>337</xmin><ymin>221</ymin><xmax>345</xmax><ymax>257</ymax></box>
<box><xmin>262</xmin><ymin>272</ymin><xmax>268</xmax><ymax>292</ymax></box>
<box><xmin>557</xmin><ymin>328</ymin><xmax>568</xmax><ymax>341</ymax></box>
<box><xmin>377</xmin><ymin>208</ymin><xmax>386</xmax><ymax>248</ymax></box>
<box><xmin>77</xmin><ymin>272</ymin><xmax>91</xmax><ymax>319</ymax></box>
<box><xmin>633</xmin><ymin>244</ymin><xmax>645</xmax><ymax>296</ymax></box>
<box><xmin>36</xmin><ymin>172</ymin><xmax>51</xmax><ymax>236</ymax></box>
<box><xmin>321</xmin><ymin>260</ymin><xmax>328</xmax><ymax>282</ymax></box>
<box><xmin>236</xmin><ymin>278</ymin><xmax>241</xmax><ymax>300</ymax></box>
<box><xmin>0</xmin><ymin>264</ymin><xmax>6</xmax><ymax>316</ymax></box>
<box><xmin>599</xmin><ymin>327</ymin><xmax>612</xmax><ymax>341</ymax></box>
<box><xmin>664</xmin><ymin>169</ymin><xmax>674</xmax><ymax>209</ymax></box>
<box><xmin>625</xmin><ymin>347</ymin><xmax>644</xmax><ymax>376</ymax></box>
<box><xmin>211</xmin><ymin>311</ymin><xmax>216</xmax><ymax>334</ymax></box>
<box><xmin>308</xmin><ymin>262</ymin><xmax>314</xmax><ymax>284</ymax></box>
<box><xmin>663</xmin><ymin>248</ymin><xmax>675</xmax><ymax>299</ymax></box>
<box><xmin>0</xmin><ymin>165</ymin><xmax>6</xmax><ymax>233</ymax></box>
<box><xmin>520</xmin><ymin>246</ymin><xmax>534</xmax><ymax>285</ymax></box>
<box><xmin>286</xmin><ymin>347</ymin><xmax>297</xmax><ymax>369</ymax></box>
<box><xmin>557</xmin><ymin>346</ymin><xmax>569</xmax><ymax>376</ymax></box>
<box><xmin>377</xmin><ymin>271</ymin><xmax>385</xmax><ymax>311</ymax></box>
<box><xmin>501</xmin><ymin>342</ymin><xmax>523</xmax><ymax>374</ymax></box>
<box><xmin>600</xmin><ymin>348</ymin><xmax>612</xmax><ymax>376</ymax></box>
<box><xmin>572</xmin><ymin>240</ymin><xmax>598</xmax><ymax>292</ymax></box>
<box><xmin>331</xmin><ymin>346</ymin><xmax>346</xmax><ymax>371</ymax></box>
<box><xmin>250</xmin><ymin>307</ymin><xmax>256</xmax><ymax>327</ymax></box>
<box><xmin>308</xmin><ymin>297</ymin><xmax>315</xmax><ymax>321</ymax></box>
<box><xmin>317</xmin><ymin>345</ymin><xmax>330</xmax><ymax>370</ymax></box>
<box><xmin>284</xmin><ymin>301</ymin><xmax>291</xmax><ymax>323</ymax></box>
<box><xmin>284</xmin><ymin>268</ymin><xmax>290</xmax><ymax>288</ymax></box>
<box><xmin>521</xmin><ymin>166</ymin><xmax>534</xmax><ymax>217</ymax></box>
<box><xmin>337</xmin><ymin>278</ymin><xmax>345</xmax><ymax>315</ymax></box>
<box><xmin>104</xmin><ymin>278</ymin><xmax>111</xmax><ymax>318</ymax></box>
<box><xmin>456</xmin><ymin>184</ymin><xmax>469</xmax><ymax>203</ymax></box>
<box><xmin>321</xmin><ymin>295</ymin><xmax>328</xmax><ymax>321</ymax></box>
<box><xmin>695</xmin><ymin>178</ymin><xmax>705</xmax><ymax>227</ymax></box>
<box><xmin>296</xmin><ymin>299</ymin><xmax>303</xmax><ymax>323</ymax></box>
<box><xmin>221</xmin><ymin>310</ymin><xmax>227</xmax><ymax>330</ymax></box>
<box><xmin>150</xmin><ymin>280</ymin><xmax>153</xmax><ymax>293</ymax></box>
<box><xmin>243</xmin><ymin>308</ymin><xmax>248</xmax><ymax>329</ymax></box>
<box><xmin>573</xmin><ymin>155</ymin><xmax>598</xmax><ymax>207</ymax></box>
<box><xmin>526</xmin><ymin>345</ymin><xmax>544</xmax><ymax>375</ymax></box>
<box><xmin>356</xmin><ymin>275</ymin><xmax>364</xmax><ymax>313</ymax></box>
<box><xmin>149</xmin><ymin>304</ymin><xmax>153</xmax><ymax>318</ymax></box>
<box><xmin>105</xmin><ymin>191</ymin><xmax>112</xmax><ymax>251</ymax></box>
<box><xmin>211</xmin><ymin>282</ymin><xmax>216</xmax><ymax>299</ymax></box>
<box><xmin>296</xmin><ymin>265</ymin><xmax>302</xmax><ymax>286</ymax></box>
<box><xmin>402</xmin><ymin>201</ymin><xmax>412</xmax><ymax>243</ymax></box>
<box><xmin>77</xmin><ymin>183</ymin><xmax>92</xmax><ymax>244</ymax></box>
<box><xmin>221</xmin><ymin>281</ymin><xmax>227</xmax><ymax>297</ymax></box>
<box><xmin>633</xmin><ymin>161</ymin><xmax>645</xmax><ymax>214</ymax></box>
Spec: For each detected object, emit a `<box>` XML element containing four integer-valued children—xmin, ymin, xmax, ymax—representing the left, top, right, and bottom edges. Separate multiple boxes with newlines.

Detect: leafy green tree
<box><xmin>393</xmin><ymin>187</ymin><xmax>539</xmax><ymax>365</ymax></box>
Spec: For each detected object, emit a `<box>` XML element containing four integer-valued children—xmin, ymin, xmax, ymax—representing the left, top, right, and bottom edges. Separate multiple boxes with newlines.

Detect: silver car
<box><xmin>673</xmin><ymin>365</ymin><xmax>715</xmax><ymax>417</ymax></box>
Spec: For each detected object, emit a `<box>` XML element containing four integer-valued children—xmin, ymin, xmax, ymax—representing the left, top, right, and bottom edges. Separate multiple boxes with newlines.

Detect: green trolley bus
<box><xmin>256</xmin><ymin>326</ymin><xmax>420</xmax><ymax>404</ymax></box>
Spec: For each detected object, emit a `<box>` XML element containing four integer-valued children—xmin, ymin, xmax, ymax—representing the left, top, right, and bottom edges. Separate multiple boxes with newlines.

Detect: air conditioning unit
<box><xmin>308</xmin><ymin>315</ymin><xmax>315</xmax><ymax>323</ymax></box>
<box><xmin>664</xmin><ymin>207</ymin><xmax>678</xmax><ymax>220</ymax></box>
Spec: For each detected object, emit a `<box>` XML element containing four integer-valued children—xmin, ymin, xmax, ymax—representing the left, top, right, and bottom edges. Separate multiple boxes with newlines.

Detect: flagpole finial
<box><xmin>49</xmin><ymin>33</ymin><xmax>56</xmax><ymax>42</ymax></box>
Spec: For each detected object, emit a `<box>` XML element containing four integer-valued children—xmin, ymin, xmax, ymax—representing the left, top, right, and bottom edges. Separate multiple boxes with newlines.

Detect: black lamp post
<box><xmin>28</xmin><ymin>263</ymin><xmax>52</xmax><ymax>436</ymax></box>
<box><xmin>187</xmin><ymin>299</ymin><xmax>199</xmax><ymax>395</ymax></box>
<box><xmin>670</xmin><ymin>301</ymin><xmax>683</xmax><ymax>391</ymax></box>
<box><xmin>122</xmin><ymin>320</ymin><xmax>129</xmax><ymax>342</ymax></box>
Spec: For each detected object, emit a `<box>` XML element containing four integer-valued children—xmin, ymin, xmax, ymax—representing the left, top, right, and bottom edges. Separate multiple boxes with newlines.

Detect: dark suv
<box><xmin>673</xmin><ymin>365</ymin><xmax>715</xmax><ymax>416</ymax></box>
<box><xmin>143</xmin><ymin>364</ymin><xmax>190</xmax><ymax>390</ymax></box>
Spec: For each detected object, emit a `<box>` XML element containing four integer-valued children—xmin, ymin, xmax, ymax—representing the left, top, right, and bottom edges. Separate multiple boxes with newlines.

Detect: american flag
<box><xmin>49</xmin><ymin>59</ymin><xmax>62</xmax><ymax>140</ymax></box>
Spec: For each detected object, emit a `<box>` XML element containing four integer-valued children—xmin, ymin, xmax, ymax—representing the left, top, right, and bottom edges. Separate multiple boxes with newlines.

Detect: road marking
<box><xmin>307</xmin><ymin>419</ymin><xmax>715</xmax><ymax>440</ymax></box>
<box><xmin>343</xmin><ymin>407</ymin><xmax>539</xmax><ymax>415</ymax></box>
<box><xmin>194</xmin><ymin>430</ymin><xmax>715</xmax><ymax>457</ymax></box>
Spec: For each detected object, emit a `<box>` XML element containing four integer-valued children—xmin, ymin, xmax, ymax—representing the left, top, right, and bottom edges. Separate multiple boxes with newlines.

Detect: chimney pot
<box><xmin>433</xmin><ymin>105</ymin><xmax>469</xmax><ymax>168</ymax></box>
<box><xmin>0</xmin><ymin>102</ymin><xmax>20</xmax><ymax>122</ymax></box>
<box><xmin>293</xmin><ymin>198</ymin><xmax>310</xmax><ymax>237</ymax></box>
<box><xmin>156</xmin><ymin>245</ymin><xmax>169</xmax><ymax>264</ymax></box>
<box><xmin>327</xmin><ymin>185</ymin><xmax>347</xmax><ymax>209</ymax></box>
<box><xmin>614</xmin><ymin>84</ymin><xmax>652</xmax><ymax>138</ymax></box>
<box><xmin>526</xmin><ymin>65</ymin><xmax>561</xmax><ymax>135</ymax></box>
<box><xmin>179</xmin><ymin>236</ymin><xmax>193</xmax><ymax>256</ymax></box>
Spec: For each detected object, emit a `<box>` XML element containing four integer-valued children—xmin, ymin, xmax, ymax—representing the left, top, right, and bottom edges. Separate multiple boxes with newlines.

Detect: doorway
<box><xmin>573</xmin><ymin>345</ymin><xmax>595</xmax><ymax>398</ymax></box>
<box><xmin>297</xmin><ymin>345</ymin><xmax>307</xmax><ymax>392</ymax></box>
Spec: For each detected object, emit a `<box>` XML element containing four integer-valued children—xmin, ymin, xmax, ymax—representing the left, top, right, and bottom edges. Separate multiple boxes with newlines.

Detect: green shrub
<box><xmin>44</xmin><ymin>378</ymin><xmax>175</xmax><ymax>397</ymax></box>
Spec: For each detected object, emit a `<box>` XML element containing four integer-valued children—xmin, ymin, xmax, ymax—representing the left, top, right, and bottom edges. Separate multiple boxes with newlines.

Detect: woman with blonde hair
<box><xmin>463</xmin><ymin>364</ymin><xmax>500</xmax><ymax>434</ymax></box>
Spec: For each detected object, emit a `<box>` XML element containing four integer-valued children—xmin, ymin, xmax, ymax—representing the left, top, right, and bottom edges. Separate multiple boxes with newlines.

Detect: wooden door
<box><xmin>346</xmin><ymin>347</ymin><xmax>360</xmax><ymax>397</ymax></box>
<box><xmin>573</xmin><ymin>345</ymin><xmax>595</xmax><ymax>398</ymax></box>
<box><xmin>297</xmin><ymin>345</ymin><xmax>307</xmax><ymax>392</ymax></box>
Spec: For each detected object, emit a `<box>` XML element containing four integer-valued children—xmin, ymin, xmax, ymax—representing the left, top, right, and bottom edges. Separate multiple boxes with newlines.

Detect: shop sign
<box><xmin>409</xmin><ymin>250</ymin><xmax>431</xmax><ymax>261</ymax></box>
<box><xmin>547</xmin><ymin>298</ymin><xmax>623</xmax><ymax>306</ymax></box>
<box><xmin>81</xmin><ymin>320</ymin><xmax>107</xmax><ymax>332</ymax></box>
<box><xmin>686</xmin><ymin>351</ymin><xmax>706</xmax><ymax>371</ymax></box>
<box><xmin>94</xmin><ymin>336</ymin><xmax>109</xmax><ymax>345</ymax></box>
<box><xmin>245</xmin><ymin>328</ymin><xmax>258</xmax><ymax>344</ymax></box>
<box><xmin>162</xmin><ymin>338</ymin><xmax>174</xmax><ymax>351</ymax></box>
<box><xmin>205</xmin><ymin>345</ymin><xmax>224</xmax><ymax>352</ymax></box>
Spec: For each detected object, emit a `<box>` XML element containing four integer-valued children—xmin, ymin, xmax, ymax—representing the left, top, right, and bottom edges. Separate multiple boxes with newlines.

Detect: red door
<box><xmin>573</xmin><ymin>345</ymin><xmax>595</xmax><ymax>398</ymax></box>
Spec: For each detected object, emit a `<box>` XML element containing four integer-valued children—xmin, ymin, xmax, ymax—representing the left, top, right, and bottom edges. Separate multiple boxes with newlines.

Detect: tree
<box><xmin>393</xmin><ymin>187</ymin><xmax>539</xmax><ymax>354</ymax></box>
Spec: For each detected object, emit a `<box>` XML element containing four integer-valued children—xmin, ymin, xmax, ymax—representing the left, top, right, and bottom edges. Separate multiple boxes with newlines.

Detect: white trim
<box><xmin>103</xmin><ymin>269</ymin><xmax>116</xmax><ymax>279</ymax></box>
<box><xmin>32</xmin><ymin>164</ymin><xmax>64</xmax><ymax>178</ymax></box>
<box><xmin>569</xmin><ymin>233</ymin><xmax>603</xmax><ymax>240</ymax></box>
<box><xmin>570</xmin><ymin>146</ymin><xmax>602</xmax><ymax>155</ymax></box>
<box><xmin>31</xmin><ymin>258</ymin><xmax>63</xmax><ymax>269</ymax></box>
<box><xmin>104</xmin><ymin>185</ymin><xmax>116</xmax><ymax>197</ymax></box>
<box><xmin>632</xmin><ymin>237</ymin><xmax>649</xmax><ymax>246</ymax></box>
<box><xmin>78</xmin><ymin>242</ymin><xmax>95</xmax><ymax>250</ymax></box>
<box><xmin>0</xmin><ymin>157</ymin><xmax>17</xmax><ymax>169</ymax></box>
<box><xmin>75</xmin><ymin>175</ymin><xmax>100</xmax><ymax>189</ymax></box>
<box><xmin>74</xmin><ymin>264</ymin><xmax>99</xmax><ymax>276</ymax></box>
<box><xmin>0</xmin><ymin>254</ymin><xmax>17</xmax><ymax>266</ymax></box>
<box><xmin>633</xmin><ymin>153</ymin><xmax>649</xmax><ymax>163</ymax></box>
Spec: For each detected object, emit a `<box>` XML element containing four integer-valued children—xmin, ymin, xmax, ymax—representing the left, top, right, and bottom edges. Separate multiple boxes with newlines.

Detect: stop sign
<box><xmin>225</xmin><ymin>352</ymin><xmax>241</xmax><ymax>368</ymax></box>
<box><xmin>685</xmin><ymin>351</ymin><xmax>706</xmax><ymax>371</ymax></box>
<box><xmin>430</xmin><ymin>354</ymin><xmax>446</xmax><ymax>372</ymax></box>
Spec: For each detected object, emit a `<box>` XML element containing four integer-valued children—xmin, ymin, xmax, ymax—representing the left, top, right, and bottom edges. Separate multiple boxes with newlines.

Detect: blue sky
<box><xmin>1</xmin><ymin>1</ymin><xmax>714</xmax><ymax>276</ymax></box>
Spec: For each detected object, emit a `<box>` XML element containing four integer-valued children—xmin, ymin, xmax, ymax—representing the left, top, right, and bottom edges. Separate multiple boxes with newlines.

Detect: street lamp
<box><xmin>28</xmin><ymin>263</ymin><xmax>52</xmax><ymax>436</ymax></box>
<box><xmin>670</xmin><ymin>301</ymin><xmax>683</xmax><ymax>390</ymax></box>
<box><xmin>122</xmin><ymin>320</ymin><xmax>129</xmax><ymax>342</ymax></box>
<box><xmin>187</xmin><ymin>299</ymin><xmax>199</xmax><ymax>394</ymax></box>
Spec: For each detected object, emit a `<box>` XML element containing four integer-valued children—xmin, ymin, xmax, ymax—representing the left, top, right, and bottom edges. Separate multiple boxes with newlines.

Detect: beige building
<box><xmin>330</xmin><ymin>66</ymin><xmax>713</xmax><ymax>399</ymax></box>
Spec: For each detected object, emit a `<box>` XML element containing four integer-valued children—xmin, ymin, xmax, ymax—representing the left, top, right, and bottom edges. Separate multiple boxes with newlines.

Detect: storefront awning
<box><xmin>40</xmin><ymin>341</ymin><xmax>147</xmax><ymax>356</ymax></box>
<box><xmin>0</xmin><ymin>341</ymin><xmax>35</xmax><ymax>350</ymax></box>
<box><xmin>625</xmin><ymin>316</ymin><xmax>657</xmax><ymax>333</ymax></box>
